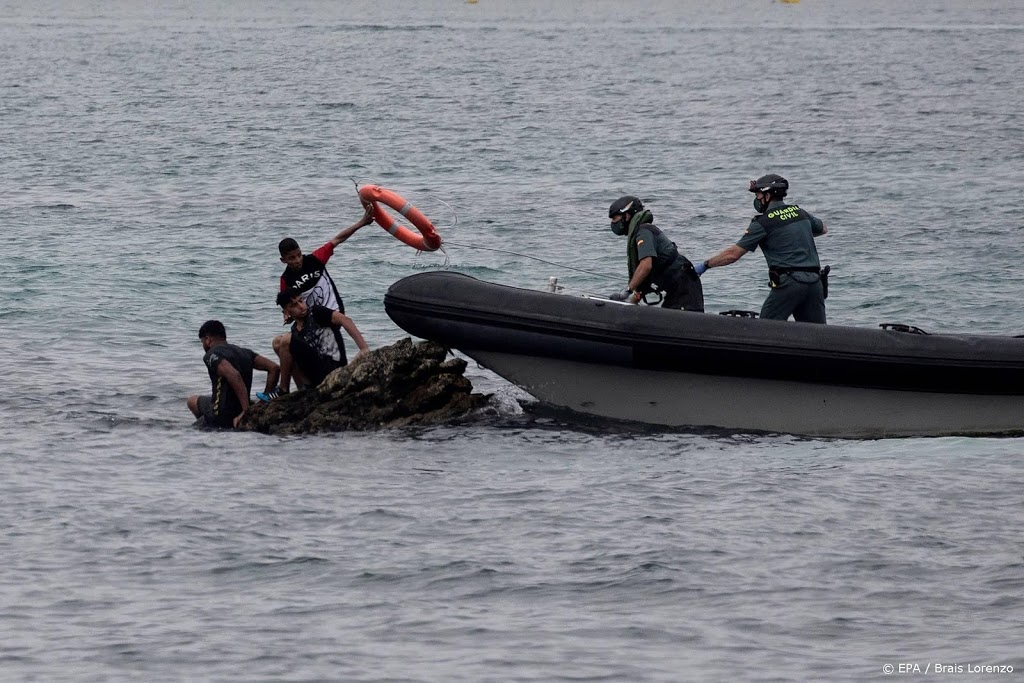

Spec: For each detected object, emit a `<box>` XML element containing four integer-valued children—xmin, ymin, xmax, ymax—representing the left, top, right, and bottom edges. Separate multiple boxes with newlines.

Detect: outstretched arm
<box><xmin>704</xmin><ymin>244</ymin><xmax>748</xmax><ymax>269</ymax></box>
<box><xmin>329</xmin><ymin>203</ymin><xmax>375</xmax><ymax>247</ymax></box>
<box><xmin>331</xmin><ymin>310</ymin><xmax>370</xmax><ymax>357</ymax></box>
<box><xmin>253</xmin><ymin>354</ymin><xmax>280</xmax><ymax>394</ymax></box>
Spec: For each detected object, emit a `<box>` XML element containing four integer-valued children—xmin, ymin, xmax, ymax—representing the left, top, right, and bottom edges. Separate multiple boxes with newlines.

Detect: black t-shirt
<box><xmin>292</xmin><ymin>305</ymin><xmax>347</xmax><ymax>366</ymax></box>
<box><xmin>203</xmin><ymin>343</ymin><xmax>257</xmax><ymax>427</ymax></box>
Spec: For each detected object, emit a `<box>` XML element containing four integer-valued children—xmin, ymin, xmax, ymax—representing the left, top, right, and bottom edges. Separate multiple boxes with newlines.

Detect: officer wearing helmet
<box><xmin>694</xmin><ymin>174</ymin><xmax>829</xmax><ymax>323</ymax></box>
<box><xmin>607</xmin><ymin>196</ymin><xmax>704</xmax><ymax>311</ymax></box>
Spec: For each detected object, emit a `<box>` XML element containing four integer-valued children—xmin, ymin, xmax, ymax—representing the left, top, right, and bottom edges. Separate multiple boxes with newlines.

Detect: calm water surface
<box><xmin>2</xmin><ymin>1</ymin><xmax>1023</xmax><ymax>680</ymax></box>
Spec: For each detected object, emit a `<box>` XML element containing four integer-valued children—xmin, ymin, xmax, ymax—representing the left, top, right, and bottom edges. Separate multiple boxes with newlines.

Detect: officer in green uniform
<box><xmin>694</xmin><ymin>174</ymin><xmax>829</xmax><ymax>323</ymax></box>
<box><xmin>607</xmin><ymin>196</ymin><xmax>704</xmax><ymax>311</ymax></box>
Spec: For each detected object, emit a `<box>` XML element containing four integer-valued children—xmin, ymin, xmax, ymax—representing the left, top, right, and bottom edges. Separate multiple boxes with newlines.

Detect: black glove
<box><xmin>609</xmin><ymin>288</ymin><xmax>633</xmax><ymax>302</ymax></box>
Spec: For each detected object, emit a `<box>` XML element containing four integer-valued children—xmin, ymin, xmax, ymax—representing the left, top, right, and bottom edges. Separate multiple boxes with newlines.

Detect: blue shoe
<box><xmin>256</xmin><ymin>387</ymin><xmax>281</xmax><ymax>402</ymax></box>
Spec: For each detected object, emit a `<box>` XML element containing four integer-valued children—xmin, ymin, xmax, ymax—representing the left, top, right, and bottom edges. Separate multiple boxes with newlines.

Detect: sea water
<box><xmin>2</xmin><ymin>1</ymin><xmax>1023</xmax><ymax>679</ymax></box>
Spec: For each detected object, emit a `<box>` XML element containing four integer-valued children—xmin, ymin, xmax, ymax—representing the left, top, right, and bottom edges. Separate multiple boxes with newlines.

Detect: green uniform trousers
<box><xmin>760</xmin><ymin>276</ymin><xmax>826</xmax><ymax>324</ymax></box>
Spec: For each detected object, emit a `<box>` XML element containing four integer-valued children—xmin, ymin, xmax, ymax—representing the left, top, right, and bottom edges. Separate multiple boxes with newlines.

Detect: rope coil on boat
<box><xmin>879</xmin><ymin>323</ymin><xmax>929</xmax><ymax>335</ymax></box>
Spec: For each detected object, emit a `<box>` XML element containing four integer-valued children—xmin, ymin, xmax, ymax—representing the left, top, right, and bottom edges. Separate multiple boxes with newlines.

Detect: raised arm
<box><xmin>329</xmin><ymin>203</ymin><xmax>376</xmax><ymax>247</ymax></box>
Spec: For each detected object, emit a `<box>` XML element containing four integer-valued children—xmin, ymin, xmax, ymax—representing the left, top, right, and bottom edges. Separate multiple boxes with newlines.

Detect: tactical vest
<box><xmin>627</xmin><ymin>222</ymin><xmax>685</xmax><ymax>292</ymax></box>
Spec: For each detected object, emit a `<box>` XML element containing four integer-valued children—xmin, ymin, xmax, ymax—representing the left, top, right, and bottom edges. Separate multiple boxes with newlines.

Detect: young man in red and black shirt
<box><xmin>277</xmin><ymin>203</ymin><xmax>375</xmax><ymax>313</ymax></box>
<box><xmin>259</xmin><ymin>204</ymin><xmax>374</xmax><ymax>402</ymax></box>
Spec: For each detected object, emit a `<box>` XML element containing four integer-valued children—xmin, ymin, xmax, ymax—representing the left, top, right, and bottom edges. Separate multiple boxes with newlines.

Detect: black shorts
<box><xmin>289</xmin><ymin>336</ymin><xmax>343</xmax><ymax>388</ymax></box>
<box><xmin>196</xmin><ymin>395</ymin><xmax>233</xmax><ymax>429</ymax></box>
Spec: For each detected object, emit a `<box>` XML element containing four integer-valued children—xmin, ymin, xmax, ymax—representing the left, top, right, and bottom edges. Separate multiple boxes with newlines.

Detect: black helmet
<box><xmin>748</xmin><ymin>174</ymin><xmax>789</xmax><ymax>195</ymax></box>
<box><xmin>608</xmin><ymin>195</ymin><xmax>643</xmax><ymax>218</ymax></box>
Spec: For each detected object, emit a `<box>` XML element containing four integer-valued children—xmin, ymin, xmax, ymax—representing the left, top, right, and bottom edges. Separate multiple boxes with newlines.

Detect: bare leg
<box><xmin>186</xmin><ymin>395</ymin><xmax>201</xmax><ymax>417</ymax></box>
<box><xmin>291</xmin><ymin>364</ymin><xmax>309</xmax><ymax>391</ymax></box>
<box><xmin>276</xmin><ymin>333</ymin><xmax>304</xmax><ymax>393</ymax></box>
<box><xmin>277</xmin><ymin>334</ymin><xmax>292</xmax><ymax>392</ymax></box>
<box><xmin>271</xmin><ymin>333</ymin><xmax>287</xmax><ymax>357</ymax></box>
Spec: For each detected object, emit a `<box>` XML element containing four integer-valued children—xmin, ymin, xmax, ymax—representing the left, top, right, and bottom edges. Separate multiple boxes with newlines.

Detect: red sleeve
<box><xmin>311</xmin><ymin>242</ymin><xmax>335</xmax><ymax>265</ymax></box>
<box><xmin>279</xmin><ymin>276</ymin><xmax>286</xmax><ymax>292</ymax></box>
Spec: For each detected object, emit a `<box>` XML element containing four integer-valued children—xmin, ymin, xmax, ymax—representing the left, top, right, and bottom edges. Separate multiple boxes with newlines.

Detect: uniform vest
<box><xmin>626</xmin><ymin>219</ymin><xmax>684</xmax><ymax>292</ymax></box>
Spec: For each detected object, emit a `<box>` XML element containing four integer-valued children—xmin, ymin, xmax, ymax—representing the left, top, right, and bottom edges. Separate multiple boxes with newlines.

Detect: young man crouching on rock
<box><xmin>259</xmin><ymin>288</ymin><xmax>370</xmax><ymax>400</ymax></box>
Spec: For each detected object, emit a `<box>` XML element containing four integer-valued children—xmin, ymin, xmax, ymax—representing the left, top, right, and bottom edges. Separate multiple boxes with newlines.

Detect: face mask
<box><xmin>610</xmin><ymin>219</ymin><xmax>627</xmax><ymax>236</ymax></box>
<box><xmin>753</xmin><ymin>197</ymin><xmax>767</xmax><ymax>213</ymax></box>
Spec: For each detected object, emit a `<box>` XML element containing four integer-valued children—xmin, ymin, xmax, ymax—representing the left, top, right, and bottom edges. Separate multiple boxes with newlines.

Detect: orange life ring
<box><xmin>358</xmin><ymin>185</ymin><xmax>443</xmax><ymax>252</ymax></box>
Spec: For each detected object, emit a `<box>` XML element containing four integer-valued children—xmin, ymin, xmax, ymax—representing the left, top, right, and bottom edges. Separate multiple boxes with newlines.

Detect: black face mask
<box><xmin>753</xmin><ymin>197</ymin><xmax>767</xmax><ymax>213</ymax></box>
<box><xmin>610</xmin><ymin>219</ymin><xmax>628</xmax><ymax>236</ymax></box>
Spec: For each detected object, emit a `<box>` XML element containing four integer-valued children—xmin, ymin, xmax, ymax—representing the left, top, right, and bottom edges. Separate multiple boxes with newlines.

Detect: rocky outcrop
<box><xmin>241</xmin><ymin>338</ymin><xmax>489</xmax><ymax>435</ymax></box>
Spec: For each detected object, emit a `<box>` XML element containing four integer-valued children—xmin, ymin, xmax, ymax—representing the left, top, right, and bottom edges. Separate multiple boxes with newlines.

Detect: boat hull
<box><xmin>384</xmin><ymin>272</ymin><xmax>1024</xmax><ymax>437</ymax></box>
<box><xmin>465</xmin><ymin>351</ymin><xmax>1024</xmax><ymax>438</ymax></box>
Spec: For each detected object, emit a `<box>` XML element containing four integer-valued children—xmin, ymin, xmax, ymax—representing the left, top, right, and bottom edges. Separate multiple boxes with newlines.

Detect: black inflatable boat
<box><xmin>384</xmin><ymin>271</ymin><xmax>1024</xmax><ymax>437</ymax></box>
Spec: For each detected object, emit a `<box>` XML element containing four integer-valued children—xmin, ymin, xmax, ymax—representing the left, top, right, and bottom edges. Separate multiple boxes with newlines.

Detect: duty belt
<box><xmin>772</xmin><ymin>266</ymin><xmax>821</xmax><ymax>274</ymax></box>
<box><xmin>770</xmin><ymin>266</ymin><xmax>831</xmax><ymax>301</ymax></box>
<box><xmin>768</xmin><ymin>265</ymin><xmax>823</xmax><ymax>289</ymax></box>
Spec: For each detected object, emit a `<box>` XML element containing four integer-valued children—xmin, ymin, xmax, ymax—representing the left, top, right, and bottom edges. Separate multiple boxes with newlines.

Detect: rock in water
<box><xmin>241</xmin><ymin>338</ymin><xmax>489</xmax><ymax>435</ymax></box>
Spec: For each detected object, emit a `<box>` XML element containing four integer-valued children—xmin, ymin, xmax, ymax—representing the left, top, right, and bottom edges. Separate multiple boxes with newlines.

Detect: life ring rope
<box><xmin>358</xmin><ymin>184</ymin><xmax>443</xmax><ymax>252</ymax></box>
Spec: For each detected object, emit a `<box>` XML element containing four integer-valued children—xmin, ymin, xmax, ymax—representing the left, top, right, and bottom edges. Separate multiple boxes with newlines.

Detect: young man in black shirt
<box><xmin>270</xmin><ymin>288</ymin><xmax>370</xmax><ymax>394</ymax></box>
<box><xmin>187</xmin><ymin>320</ymin><xmax>280</xmax><ymax>428</ymax></box>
